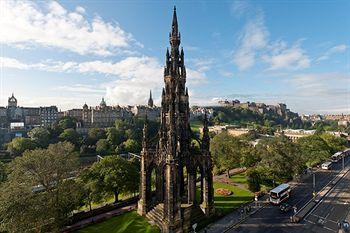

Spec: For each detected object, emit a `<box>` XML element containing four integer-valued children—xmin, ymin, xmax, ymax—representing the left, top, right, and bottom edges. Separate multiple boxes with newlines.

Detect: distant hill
<box><xmin>210</xmin><ymin>106</ymin><xmax>306</xmax><ymax>129</ymax></box>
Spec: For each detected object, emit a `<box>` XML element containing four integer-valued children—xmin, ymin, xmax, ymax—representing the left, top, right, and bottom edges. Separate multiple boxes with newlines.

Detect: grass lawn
<box><xmin>213</xmin><ymin>182</ymin><xmax>254</xmax><ymax>215</ymax></box>
<box><xmin>230</xmin><ymin>172</ymin><xmax>248</xmax><ymax>185</ymax></box>
<box><xmin>76</xmin><ymin>211</ymin><xmax>160</xmax><ymax>233</ymax></box>
<box><xmin>190</xmin><ymin>121</ymin><xmax>202</xmax><ymax>133</ymax></box>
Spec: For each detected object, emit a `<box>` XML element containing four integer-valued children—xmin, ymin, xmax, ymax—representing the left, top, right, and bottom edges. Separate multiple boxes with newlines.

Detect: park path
<box><xmin>61</xmin><ymin>204</ymin><xmax>136</xmax><ymax>232</ymax></box>
<box><xmin>213</xmin><ymin>167</ymin><xmax>247</xmax><ymax>190</ymax></box>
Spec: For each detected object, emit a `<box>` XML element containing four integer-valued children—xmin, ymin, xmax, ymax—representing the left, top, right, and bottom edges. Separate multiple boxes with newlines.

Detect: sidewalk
<box><xmin>62</xmin><ymin>204</ymin><xmax>136</xmax><ymax>232</ymax></box>
<box><xmin>202</xmin><ymin>199</ymin><xmax>266</xmax><ymax>233</ymax></box>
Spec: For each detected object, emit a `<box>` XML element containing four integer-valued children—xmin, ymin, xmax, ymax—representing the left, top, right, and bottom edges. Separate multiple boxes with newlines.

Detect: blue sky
<box><xmin>0</xmin><ymin>0</ymin><xmax>349</xmax><ymax>114</ymax></box>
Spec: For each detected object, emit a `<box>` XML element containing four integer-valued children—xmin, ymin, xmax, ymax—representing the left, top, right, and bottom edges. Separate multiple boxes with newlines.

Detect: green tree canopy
<box><xmin>296</xmin><ymin>135</ymin><xmax>332</xmax><ymax>168</ymax></box>
<box><xmin>320</xmin><ymin>133</ymin><xmax>347</xmax><ymax>154</ymax></box>
<box><xmin>123</xmin><ymin>139</ymin><xmax>141</xmax><ymax>153</ymax></box>
<box><xmin>87</xmin><ymin>128</ymin><xmax>106</xmax><ymax>145</ymax></box>
<box><xmin>85</xmin><ymin>156</ymin><xmax>138</xmax><ymax>203</ymax></box>
<box><xmin>256</xmin><ymin>136</ymin><xmax>304</xmax><ymax>184</ymax></box>
<box><xmin>96</xmin><ymin>139</ymin><xmax>110</xmax><ymax>156</ymax></box>
<box><xmin>0</xmin><ymin>142</ymin><xmax>82</xmax><ymax>233</ymax></box>
<box><xmin>210</xmin><ymin>132</ymin><xmax>249</xmax><ymax>176</ymax></box>
<box><xmin>106</xmin><ymin>127</ymin><xmax>125</xmax><ymax>147</ymax></box>
<box><xmin>58</xmin><ymin>116</ymin><xmax>76</xmax><ymax>130</ymax></box>
<box><xmin>28</xmin><ymin>127</ymin><xmax>50</xmax><ymax>148</ymax></box>
<box><xmin>6</xmin><ymin>137</ymin><xmax>36</xmax><ymax>156</ymax></box>
<box><xmin>246</xmin><ymin>168</ymin><xmax>261</xmax><ymax>192</ymax></box>
<box><xmin>59</xmin><ymin>128</ymin><xmax>81</xmax><ymax>147</ymax></box>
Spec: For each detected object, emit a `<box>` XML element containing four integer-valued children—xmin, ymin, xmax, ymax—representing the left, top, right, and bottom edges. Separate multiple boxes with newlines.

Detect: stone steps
<box><xmin>146</xmin><ymin>204</ymin><xmax>165</xmax><ymax>229</ymax></box>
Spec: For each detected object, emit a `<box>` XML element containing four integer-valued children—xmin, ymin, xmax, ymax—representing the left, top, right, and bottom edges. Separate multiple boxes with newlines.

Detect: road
<box><xmin>227</xmin><ymin>156</ymin><xmax>350</xmax><ymax>233</ymax></box>
<box><xmin>303</xmin><ymin>168</ymin><xmax>350</xmax><ymax>233</ymax></box>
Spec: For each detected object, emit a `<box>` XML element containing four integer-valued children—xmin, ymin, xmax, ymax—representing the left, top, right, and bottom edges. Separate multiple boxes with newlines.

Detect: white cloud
<box><xmin>219</xmin><ymin>70</ymin><xmax>235</xmax><ymax>78</ymax></box>
<box><xmin>316</xmin><ymin>44</ymin><xmax>348</xmax><ymax>61</ymax></box>
<box><xmin>230</xmin><ymin>1</ymin><xmax>250</xmax><ymax>18</ymax></box>
<box><xmin>0</xmin><ymin>1</ymin><xmax>138</xmax><ymax>56</ymax></box>
<box><xmin>263</xmin><ymin>41</ymin><xmax>310</xmax><ymax>70</ymax></box>
<box><xmin>233</xmin><ymin>14</ymin><xmax>269</xmax><ymax>70</ymax></box>
<box><xmin>189</xmin><ymin>58</ymin><xmax>215</xmax><ymax>72</ymax></box>
<box><xmin>54</xmin><ymin>84</ymin><xmax>105</xmax><ymax>94</ymax></box>
<box><xmin>289</xmin><ymin>72</ymin><xmax>350</xmax><ymax>98</ymax></box>
<box><xmin>232</xmin><ymin>6</ymin><xmax>310</xmax><ymax>71</ymax></box>
<box><xmin>1</xmin><ymin>56</ymin><xmax>207</xmax><ymax>106</ymax></box>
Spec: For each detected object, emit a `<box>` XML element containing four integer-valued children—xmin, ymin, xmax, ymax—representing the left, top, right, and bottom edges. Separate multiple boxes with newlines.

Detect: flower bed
<box><xmin>215</xmin><ymin>188</ymin><xmax>233</xmax><ymax>196</ymax></box>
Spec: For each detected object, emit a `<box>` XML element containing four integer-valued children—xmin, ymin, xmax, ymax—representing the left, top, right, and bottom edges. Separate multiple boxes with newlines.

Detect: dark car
<box><xmin>341</xmin><ymin>220</ymin><xmax>350</xmax><ymax>233</ymax></box>
<box><xmin>280</xmin><ymin>203</ymin><xmax>291</xmax><ymax>213</ymax></box>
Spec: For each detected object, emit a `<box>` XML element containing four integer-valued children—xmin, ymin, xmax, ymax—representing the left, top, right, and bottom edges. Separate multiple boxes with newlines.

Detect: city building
<box><xmin>0</xmin><ymin>94</ymin><xmax>58</xmax><ymax>129</ymax></box>
<box><xmin>81</xmin><ymin>98</ymin><xmax>133</xmax><ymax>128</ymax></box>
<box><xmin>137</xmin><ymin>8</ymin><xmax>214</xmax><ymax>232</ymax></box>
<box><xmin>39</xmin><ymin>106</ymin><xmax>58</xmax><ymax>127</ymax></box>
<box><xmin>190</xmin><ymin>106</ymin><xmax>214</xmax><ymax>120</ymax></box>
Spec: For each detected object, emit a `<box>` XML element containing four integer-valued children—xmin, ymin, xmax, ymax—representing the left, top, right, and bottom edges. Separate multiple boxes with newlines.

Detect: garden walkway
<box><xmin>61</xmin><ymin>204</ymin><xmax>137</xmax><ymax>232</ymax></box>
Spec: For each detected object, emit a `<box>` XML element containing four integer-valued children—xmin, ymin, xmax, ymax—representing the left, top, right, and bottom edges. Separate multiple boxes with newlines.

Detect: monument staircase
<box><xmin>146</xmin><ymin>203</ymin><xmax>207</xmax><ymax>232</ymax></box>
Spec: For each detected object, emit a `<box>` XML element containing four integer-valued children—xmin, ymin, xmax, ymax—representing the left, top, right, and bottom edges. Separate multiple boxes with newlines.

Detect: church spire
<box><xmin>169</xmin><ymin>6</ymin><xmax>180</xmax><ymax>51</ymax></box>
<box><xmin>172</xmin><ymin>6</ymin><xmax>178</xmax><ymax>35</ymax></box>
<box><xmin>148</xmin><ymin>90</ymin><xmax>154</xmax><ymax>107</ymax></box>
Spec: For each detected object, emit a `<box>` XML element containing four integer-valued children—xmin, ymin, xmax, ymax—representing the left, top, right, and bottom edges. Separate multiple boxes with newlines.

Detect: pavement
<box><xmin>203</xmin><ymin>155</ymin><xmax>350</xmax><ymax>233</ymax></box>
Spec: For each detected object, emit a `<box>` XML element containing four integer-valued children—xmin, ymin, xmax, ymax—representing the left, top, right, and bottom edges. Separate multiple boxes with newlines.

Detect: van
<box><xmin>321</xmin><ymin>161</ymin><xmax>332</xmax><ymax>170</ymax></box>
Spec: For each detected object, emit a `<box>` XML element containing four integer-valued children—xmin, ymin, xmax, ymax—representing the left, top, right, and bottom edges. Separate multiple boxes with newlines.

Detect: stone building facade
<box><xmin>81</xmin><ymin>98</ymin><xmax>133</xmax><ymax>128</ymax></box>
<box><xmin>0</xmin><ymin>94</ymin><xmax>58</xmax><ymax>129</ymax></box>
<box><xmin>137</xmin><ymin>8</ymin><xmax>214</xmax><ymax>233</ymax></box>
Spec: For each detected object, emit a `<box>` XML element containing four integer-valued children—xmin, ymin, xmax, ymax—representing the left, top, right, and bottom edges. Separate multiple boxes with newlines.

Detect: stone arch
<box><xmin>195</xmin><ymin>164</ymin><xmax>204</xmax><ymax>205</ymax></box>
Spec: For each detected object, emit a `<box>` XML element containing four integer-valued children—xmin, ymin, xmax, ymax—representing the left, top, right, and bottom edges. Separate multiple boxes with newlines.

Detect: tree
<box><xmin>79</xmin><ymin>168</ymin><xmax>105</xmax><ymax>211</ymax></box>
<box><xmin>256</xmin><ymin>136</ymin><xmax>304</xmax><ymax>184</ymax></box>
<box><xmin>124</xmin><ymin>158</ymin><xmax>140</xmax><ymax>196</ymax></box>
<box><xmin>106</xmin><ymin>127</ymin><xmax>125</xmax><ymax>146</ymax></box>
<box><xmin>87</xmin><ymin>128</ymin><xmax>106</xmax><ymax>145</ymax></box>
<box><xmin>297</xmin><ymin>135</ymin><xmax>332</xmax><ymax>167</ymax></box>
<box><xmin>320</xmin><ymin>133</ymin><xmax>347</xmax><ymax>154</ymax></box>
<box><xmin>87</xmin><ymin>156</ymin><xmax>130</xmax><ymax>203</ymax></box>
<box><xmin>0</xmin><ymin>142</ymin><xmax>82</xmax><ymax>232</ymax></box>
<box><xmin>115</xmin><ymin>119</ymin><xmax>131</xmax><ymax>131</ymax></box>
<box><xmin>123</xmin><ymin>139</ymin><xmax>141</xmax><ymax>153</ymax></box>
<box><xmin>246</xmin><ymin>168</ymin><xmax>261</xmax><ymax>192</ymax></box>
<box><xmin>58</xmin><ymin>116</ymin><xmax>76</xmax><ymax>130</ymax></box>
<box><xmin>240</xmin><ymin>145</ymin><xmax>259</xmax><ymax>168</ymax></box>
<box><xmin>28</xmin><ymin>127</ymin><xmax>50</xmax><ymax>148</ymax></box>
<box><xmin>96</xmin><ymin>139</ymin><xmax>110</xmax><ymax>156</ymax></box>
<box><xmin>210</xmin><ymin>132</ymin><xmax>245</xmax><ymax>176</ymax></box>
<box><xmin>59</xmin><ymin>128</ymin><xmax>81</xmax><ymax>147</ymax></box>
<box><xmin>6</xmin><ymin>137</ymin><xmax>36</xmax><ymax>156</ymax></box>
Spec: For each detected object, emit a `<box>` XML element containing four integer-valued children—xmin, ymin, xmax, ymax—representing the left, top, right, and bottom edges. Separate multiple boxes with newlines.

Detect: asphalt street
<box><xmin>303</xmin><ymin>168</ymin><xmax>350</xmax><ymax>233</ymax></box>
<box><xmin>227</xmin><ymin>156</ymin><xmax>350</xmax><ymax>233</ymax></box>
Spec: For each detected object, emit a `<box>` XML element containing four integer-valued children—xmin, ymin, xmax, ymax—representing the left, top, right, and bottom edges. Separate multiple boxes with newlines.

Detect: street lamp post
<box><xmin>313</xmin><ymin>172</ymin><xmax>316</xmax><ymax>193</ymax></box>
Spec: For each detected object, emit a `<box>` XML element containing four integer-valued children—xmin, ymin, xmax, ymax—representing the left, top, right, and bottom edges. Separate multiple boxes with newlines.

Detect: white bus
<box><xmin>331</xmin><ymin>152</ymin><xmax>342</xmax><ymax>162</ymax></box>
<box><xmin>269</xmin><ymin>183</ymin><xmax>291</xmax><ymax>205</ymax></box>
<box><xmin>321</xmin><ymin>161</ymin><xmax>332</xmax><ymax>170</ymax></box>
